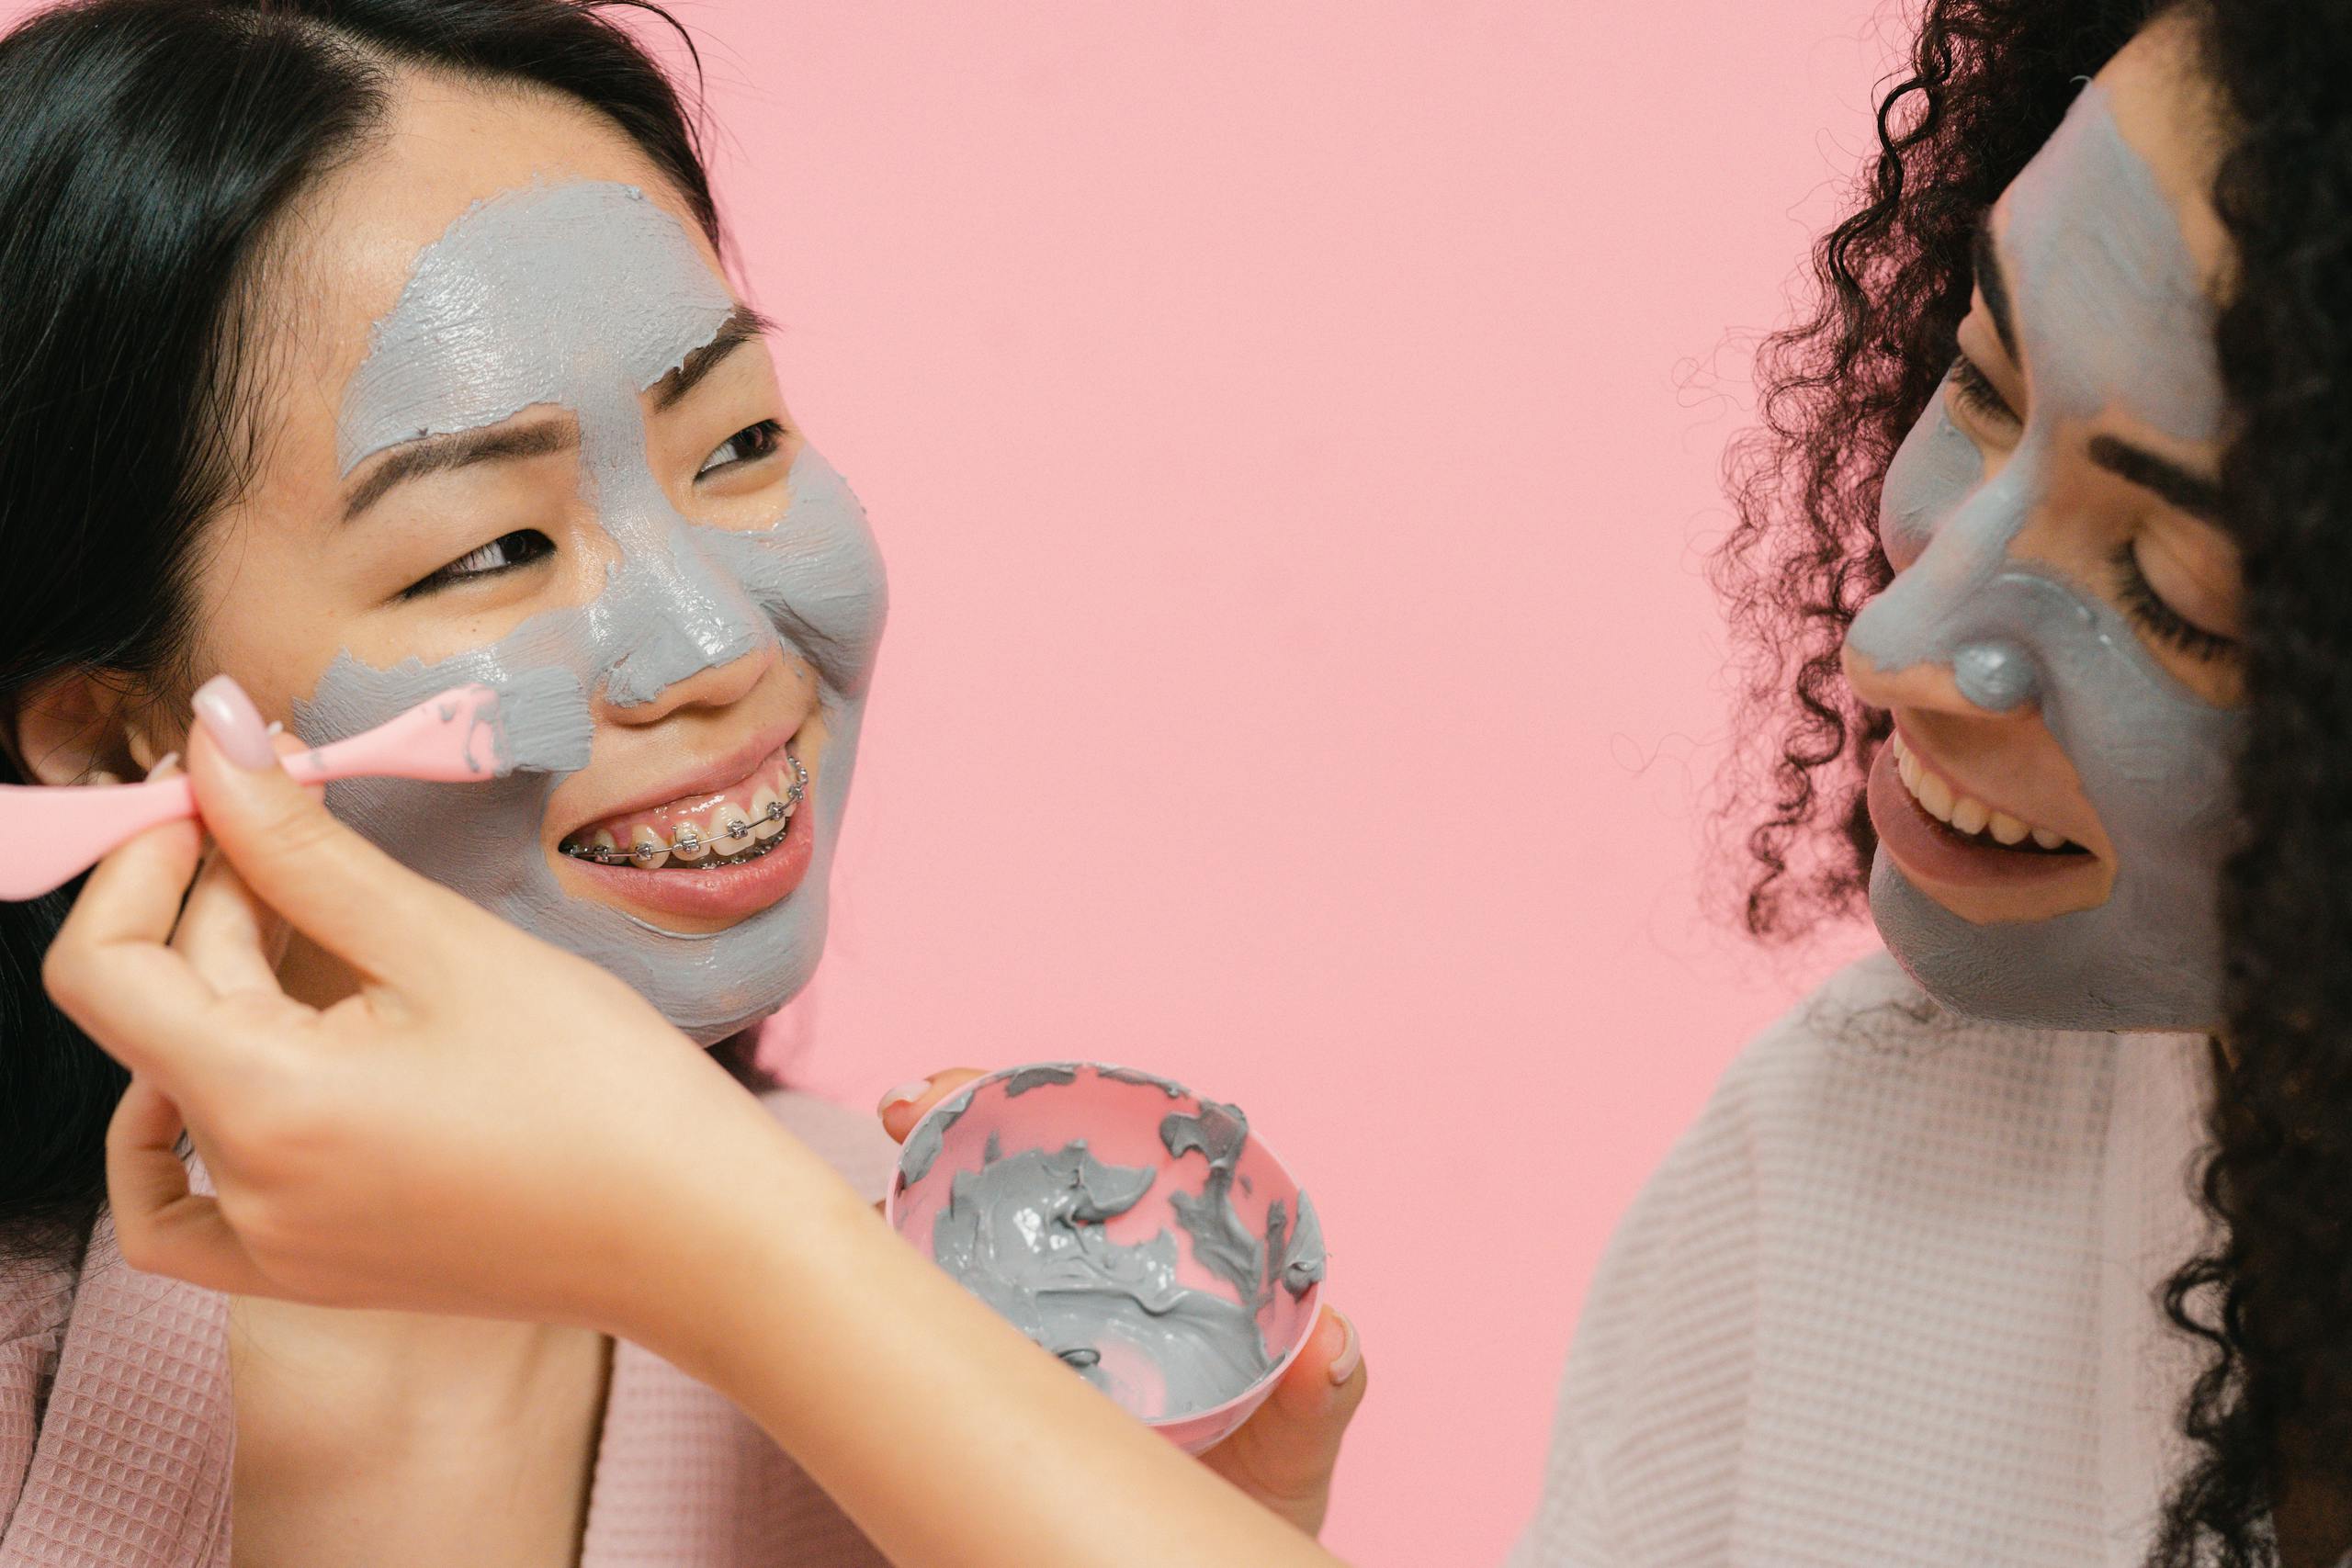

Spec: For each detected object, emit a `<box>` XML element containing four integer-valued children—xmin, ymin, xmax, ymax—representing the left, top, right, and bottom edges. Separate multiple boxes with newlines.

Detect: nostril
<box><xmin>1952</xmin><ymin>640</ymin><xmax>2038</xmax><ymax>714</ymax></box>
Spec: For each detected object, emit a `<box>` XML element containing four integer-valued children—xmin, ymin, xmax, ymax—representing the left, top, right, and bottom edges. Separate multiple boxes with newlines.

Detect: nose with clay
<box><xmin>589</xmin><ymin>484</ymin><xmax>776</xmax><ymax>715</ymax></box>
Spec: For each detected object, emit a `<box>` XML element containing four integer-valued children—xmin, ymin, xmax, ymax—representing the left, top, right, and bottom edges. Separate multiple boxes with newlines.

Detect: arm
<box><xmin>660</xmin><ymin>1129</ymin><xmax>1344</xmax><ymax>1568</ymax></box>
<box><xmin>43</xmin><ymin>691</ymin><xmax>1349</xmax><ymax>1568</ymax></box>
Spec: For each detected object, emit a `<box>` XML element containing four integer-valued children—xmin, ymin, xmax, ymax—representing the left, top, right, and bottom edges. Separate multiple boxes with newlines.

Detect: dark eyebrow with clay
<box><xmin>340</xmin><ymin>303</ymin><xmax>773</xmax><ymax>523</ymax></box>
<box><xmin>342</xmin><ymin>417</ymin><xmax>576</xmax><ymax>523</ymax></box>
<box><xmin>2087</xmin><ymin>433</ymin><xmax>2225</xmax><ymax>524</ymax></box>
<box><xmin>648</xmin><ymin>302</ymin><xmax>775</xmax><ymax>412</ymax></box>
<box><xmin>1972</xmin><ymin>210</ymin><xmax>2020</xmax><ymax>367</ymax></box>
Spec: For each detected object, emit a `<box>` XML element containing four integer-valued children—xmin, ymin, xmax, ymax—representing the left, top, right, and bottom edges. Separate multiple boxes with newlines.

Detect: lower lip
<box><xmin>1865</xmin><ymin>745</ymin><xmax>2093</xmax><ymax>891</ymax></box>
<box><xmin>558</xmin><ymin>794</ymin><xmax>818</xmax><ymax>921</ymax></box>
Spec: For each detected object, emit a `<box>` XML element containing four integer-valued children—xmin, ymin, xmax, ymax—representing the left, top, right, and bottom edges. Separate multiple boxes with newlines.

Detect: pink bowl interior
<box><xmin>886</xmin><ymin>1062</ymin><xmax>1325</xmax><ymax>1453</ymax></box>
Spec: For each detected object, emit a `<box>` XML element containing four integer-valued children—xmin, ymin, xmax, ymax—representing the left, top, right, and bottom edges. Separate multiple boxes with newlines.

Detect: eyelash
<box><xmin>1946</xmin><ymin>354</ymin><xmax>2017</xmax><ymax>423</ymax></box>
<box><xmin>401</xmin><ymin>529</ymin><xmax>555</xmax><ymax>599</ymax></box>
<box><xmin>697</xmin><ymin>418</ymin><xmax>786</xmax><ymax>478</ymax></box>
<box><xmin>2111</xmin><ymin>541</ymin><xmax>2237</xmax><ymax>662</ymax></box>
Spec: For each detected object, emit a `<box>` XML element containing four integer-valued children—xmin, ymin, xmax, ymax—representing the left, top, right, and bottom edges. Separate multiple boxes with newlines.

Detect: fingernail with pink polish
<box><xmin>1328</xmin><ymin>1310</ymin><xmax>1361</xmax><ymax>1386</ymax></box>
<box><xmin>876</xmin><ymin>1078</ymin><xmax>933</xmax><ymax>1118</ymax></box>
<box><xmin>190</xmin><ymin>675</ymin><xmax>278</xmax><ymax>772</ymax></box>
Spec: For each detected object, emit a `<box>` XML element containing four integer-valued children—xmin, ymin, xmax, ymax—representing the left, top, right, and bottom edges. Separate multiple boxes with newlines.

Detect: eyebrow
<box><xmin>1972</xmin><ymin>211</ymin><xmax>2020</xmax><ymax>366</ymax></box>
<box><xmin>648</xmin><ymin>302</ymin><xmax>775</xmax><ymax>412</ymax></box>
<box><xmin>341</xmin><ymin>418</ymin><xmax>576</xmax><ymax>522</ymax></box>
<box><xmin>340</xmin><ymin>302</ymin><xmax>774</xmax><ymax>523</ymax></box>
<box><xmin>2087</xmin><ymin>433</ymin><xmax>2225</xmax><ymax>523</ymax></box>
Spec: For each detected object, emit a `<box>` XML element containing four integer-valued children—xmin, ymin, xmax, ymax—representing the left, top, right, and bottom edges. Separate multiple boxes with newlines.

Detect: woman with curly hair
<box><xmin>1518</xmin><ymin>0</ymin><xmax>2352</xmax><ymax>1562</ymax></box>
<box><xmin>24</xmin><ymin>0</ymin><xmax>2344</xmax><ymax>1564</ymax></box>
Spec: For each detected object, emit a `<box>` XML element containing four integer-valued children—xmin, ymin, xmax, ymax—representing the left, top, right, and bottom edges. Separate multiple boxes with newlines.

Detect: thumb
<box><xmin>1200</xmin><ymin>1304</ymin><xmax>1366</xmax><ymax>1535</ymax></box>
<box><xmin>185</xmin><ymin>674</ymin><xmax>464</xmax><ymax>979</ymax></box>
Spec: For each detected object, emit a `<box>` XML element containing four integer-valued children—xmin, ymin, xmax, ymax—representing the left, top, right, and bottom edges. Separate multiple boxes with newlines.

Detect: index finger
<box><xmin>168</xmin><ymin>732</ymin><xmax>315</xmax><ymax>996</ymax></box>
<box><xmin>46</xmin><ymin>758</ymin><xmax>203</xmax><ymax>958</ymax></box>
<box><xmin>181</xmin><ymin>694</ymin><xmax>475</xmax><ymax>982</ymax></box>
<box><xmin>42</xmin><ymin>762</ymin><xmax>213</xmax><ymax>1054</ymax></box>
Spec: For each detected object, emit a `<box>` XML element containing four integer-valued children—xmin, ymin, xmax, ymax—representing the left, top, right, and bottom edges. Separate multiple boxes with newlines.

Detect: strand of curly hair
<box><xmin>1713</xmin><ymin>0</ymin><xmax>2352</xmax><ymax>1561</ymax></box>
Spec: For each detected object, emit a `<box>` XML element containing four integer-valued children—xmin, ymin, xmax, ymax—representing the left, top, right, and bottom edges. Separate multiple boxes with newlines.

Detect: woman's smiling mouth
<box><xmin>1887</xmin><ymin>729</ymin><xmax>2080</xmax><ymax>852</ymax></box>
<box><xmin>560</xmin><ymin>744</ymin><xmax>807</xmax><ymax>869</ymax></box>
<box><xmin>552</xmin><ymin>723</ymin><xmax>823</xmax><ymax>925</ymax></box>
<box><xmin>1865</xmin><ymin>719</ymin><xmax>2117</xmax><ymax>922</ymax></box>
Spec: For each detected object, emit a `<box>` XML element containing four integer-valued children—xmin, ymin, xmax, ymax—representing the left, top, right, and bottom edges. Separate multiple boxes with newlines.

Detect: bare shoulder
<box><xmin>755</xmin><ymin>1088</ymin><xmax>900</xmax><ymax>1204</ymax></box>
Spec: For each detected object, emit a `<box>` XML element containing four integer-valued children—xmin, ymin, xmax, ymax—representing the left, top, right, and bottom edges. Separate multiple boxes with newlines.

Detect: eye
<box><xmin>401</xmin><ymin>529</ymin><xmax>554</xmax><ymax>600</ymax></box>
<box><xmin>2110</xmin><ymin>539</ymin><xmax>2238</xmax><ymax>663</ymax></box>
<box><xmin>697</xmin><ymin>418</ymin><xmax>786</xmax><ymax>479</ymax></box>
<box><xmin>1947</xmin><ymin>354</ymin><xmax>2019</xmax><ymax>426</ymax></box>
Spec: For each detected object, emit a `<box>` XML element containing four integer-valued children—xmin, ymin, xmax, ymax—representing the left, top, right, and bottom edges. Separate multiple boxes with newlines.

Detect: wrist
<box><xmin>615</xmin><ymin>1113</ymin><xmax>879</xmax><ymax>1383</ymax></box>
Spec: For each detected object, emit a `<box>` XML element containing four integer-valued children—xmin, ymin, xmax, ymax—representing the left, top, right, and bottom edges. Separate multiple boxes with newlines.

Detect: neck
<box><xmin>225</xmin><ymin>1297</ymin><xmax>612</xmax><ymax>1560</ymax></box>
<box><xmin>229</xmin><ymin>1296</ymin><xmax>606</xmax><ymax>1427</ymax></box>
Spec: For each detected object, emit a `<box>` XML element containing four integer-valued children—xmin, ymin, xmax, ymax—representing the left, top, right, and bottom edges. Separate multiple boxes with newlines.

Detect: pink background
<box><xmin>695</xmin><ymin>6</ymin><xmax>1887</xmax><ymax>1562</ymax></box>
<box><xmin>0</xmin><ymin>0</ymin><xmax>1898</xmax><ymax>1560</ymax></box>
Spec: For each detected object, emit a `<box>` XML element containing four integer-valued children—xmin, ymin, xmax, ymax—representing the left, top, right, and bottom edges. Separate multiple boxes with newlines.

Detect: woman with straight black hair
<box><xmin>0</xmin><ymin>2</ymin><xmax>1360</xmax><ymax>1563</ymax></box>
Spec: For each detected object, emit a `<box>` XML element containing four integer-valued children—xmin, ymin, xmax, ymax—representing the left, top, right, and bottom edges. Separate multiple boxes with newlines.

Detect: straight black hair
<box><xmin>0</xmin><ymin>0</ymin><xmax>729</xmax><ymax>1275</ymax></box>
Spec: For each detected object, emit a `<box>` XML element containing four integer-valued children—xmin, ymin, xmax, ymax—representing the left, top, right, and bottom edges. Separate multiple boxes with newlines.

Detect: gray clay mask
<box><xmin>295</xmin><ymin>179</ymin><xmax>887</xmax><ymax>1044</ymax></box>
<box><xmin>1847</xmin><ymin>79</ymin><xmax>2244</xmax><ymax>1033</ymax></box>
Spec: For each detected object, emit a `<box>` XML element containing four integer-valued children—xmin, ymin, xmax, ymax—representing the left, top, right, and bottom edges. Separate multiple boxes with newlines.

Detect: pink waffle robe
<box><xmin>0</xmin><ymin>1089</ymin><xmax>897</xmax><ymax>1568</ymax></box>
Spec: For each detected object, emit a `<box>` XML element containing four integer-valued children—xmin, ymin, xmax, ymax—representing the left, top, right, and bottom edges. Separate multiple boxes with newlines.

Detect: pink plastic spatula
<box><xmin>0</xmin><ymin>673</ymin><xmax>590</xmax><ymax>900</ymax></box>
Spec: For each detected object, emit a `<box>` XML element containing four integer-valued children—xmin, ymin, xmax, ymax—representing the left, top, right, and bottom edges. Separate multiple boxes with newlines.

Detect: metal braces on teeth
<box><xmin>561</xmin><ymin>749</ymin><xmax>809</xmax><ymax>865</ymax></box>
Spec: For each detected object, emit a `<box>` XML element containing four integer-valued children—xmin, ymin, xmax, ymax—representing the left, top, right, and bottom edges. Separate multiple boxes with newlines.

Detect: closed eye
<box><xmin>2111</xmin><ymin>540</ymin><xmax>2238</xmax><ymax>663</ymax></box>
<box><xmin>1947</xmin><ymin>354</ymin><xmax>2018</xmax><ymax>425</ymax></box>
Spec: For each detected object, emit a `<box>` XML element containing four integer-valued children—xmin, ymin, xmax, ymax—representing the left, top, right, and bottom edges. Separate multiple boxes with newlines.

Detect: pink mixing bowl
<box><xmin>884</xmin><ymin>1061</ymin><xmax>1326</xmax><ymax>1454</ymax></box>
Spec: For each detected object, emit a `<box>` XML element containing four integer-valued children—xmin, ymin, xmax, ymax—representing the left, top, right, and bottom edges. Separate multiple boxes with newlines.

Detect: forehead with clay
<box><xmin>339</xmin><ymin>176</ymin><xmax>733</xmax><ymax>474</ymax></box>
<box><xmin>1994</xmin><ymin>77</ymin><xmax>2223</xmax><ymax>446</ymax></box>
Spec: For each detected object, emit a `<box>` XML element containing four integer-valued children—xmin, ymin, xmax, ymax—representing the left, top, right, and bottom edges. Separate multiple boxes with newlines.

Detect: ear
<box><xmin>8</xmin><ymin>669</ymin><xmax>178</xmax><ymax>785</ymax></box>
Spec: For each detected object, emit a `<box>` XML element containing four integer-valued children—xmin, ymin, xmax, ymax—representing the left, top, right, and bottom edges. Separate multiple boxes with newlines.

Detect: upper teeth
<box><xmin>1890</xmin><ymin>732</ymin><xmax>2071</xmax><ymax>851</ymax></box>
<box><xmin>563</xmin><ymin>748</ymin><xmax>810</xmax><ymax>866</ymax></box>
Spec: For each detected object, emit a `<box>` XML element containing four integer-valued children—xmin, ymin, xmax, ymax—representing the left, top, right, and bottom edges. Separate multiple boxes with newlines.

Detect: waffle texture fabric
<box><xmin>1509</xmin><ymin>950</ymin><xmax>2222</xmax><ymax>1567</ymax></box>
<box><xmin>0</xmin><ymin>1089</ymin><xmax>901</xmax><ymax>1568</ymax></box>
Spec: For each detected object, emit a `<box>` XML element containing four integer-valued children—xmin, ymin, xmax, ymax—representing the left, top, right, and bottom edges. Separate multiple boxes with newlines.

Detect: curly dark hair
<box><xmin>1714</xmin><ymin>0</ymin><xmax>2352</xmax><ymax>1561</ymax></box>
